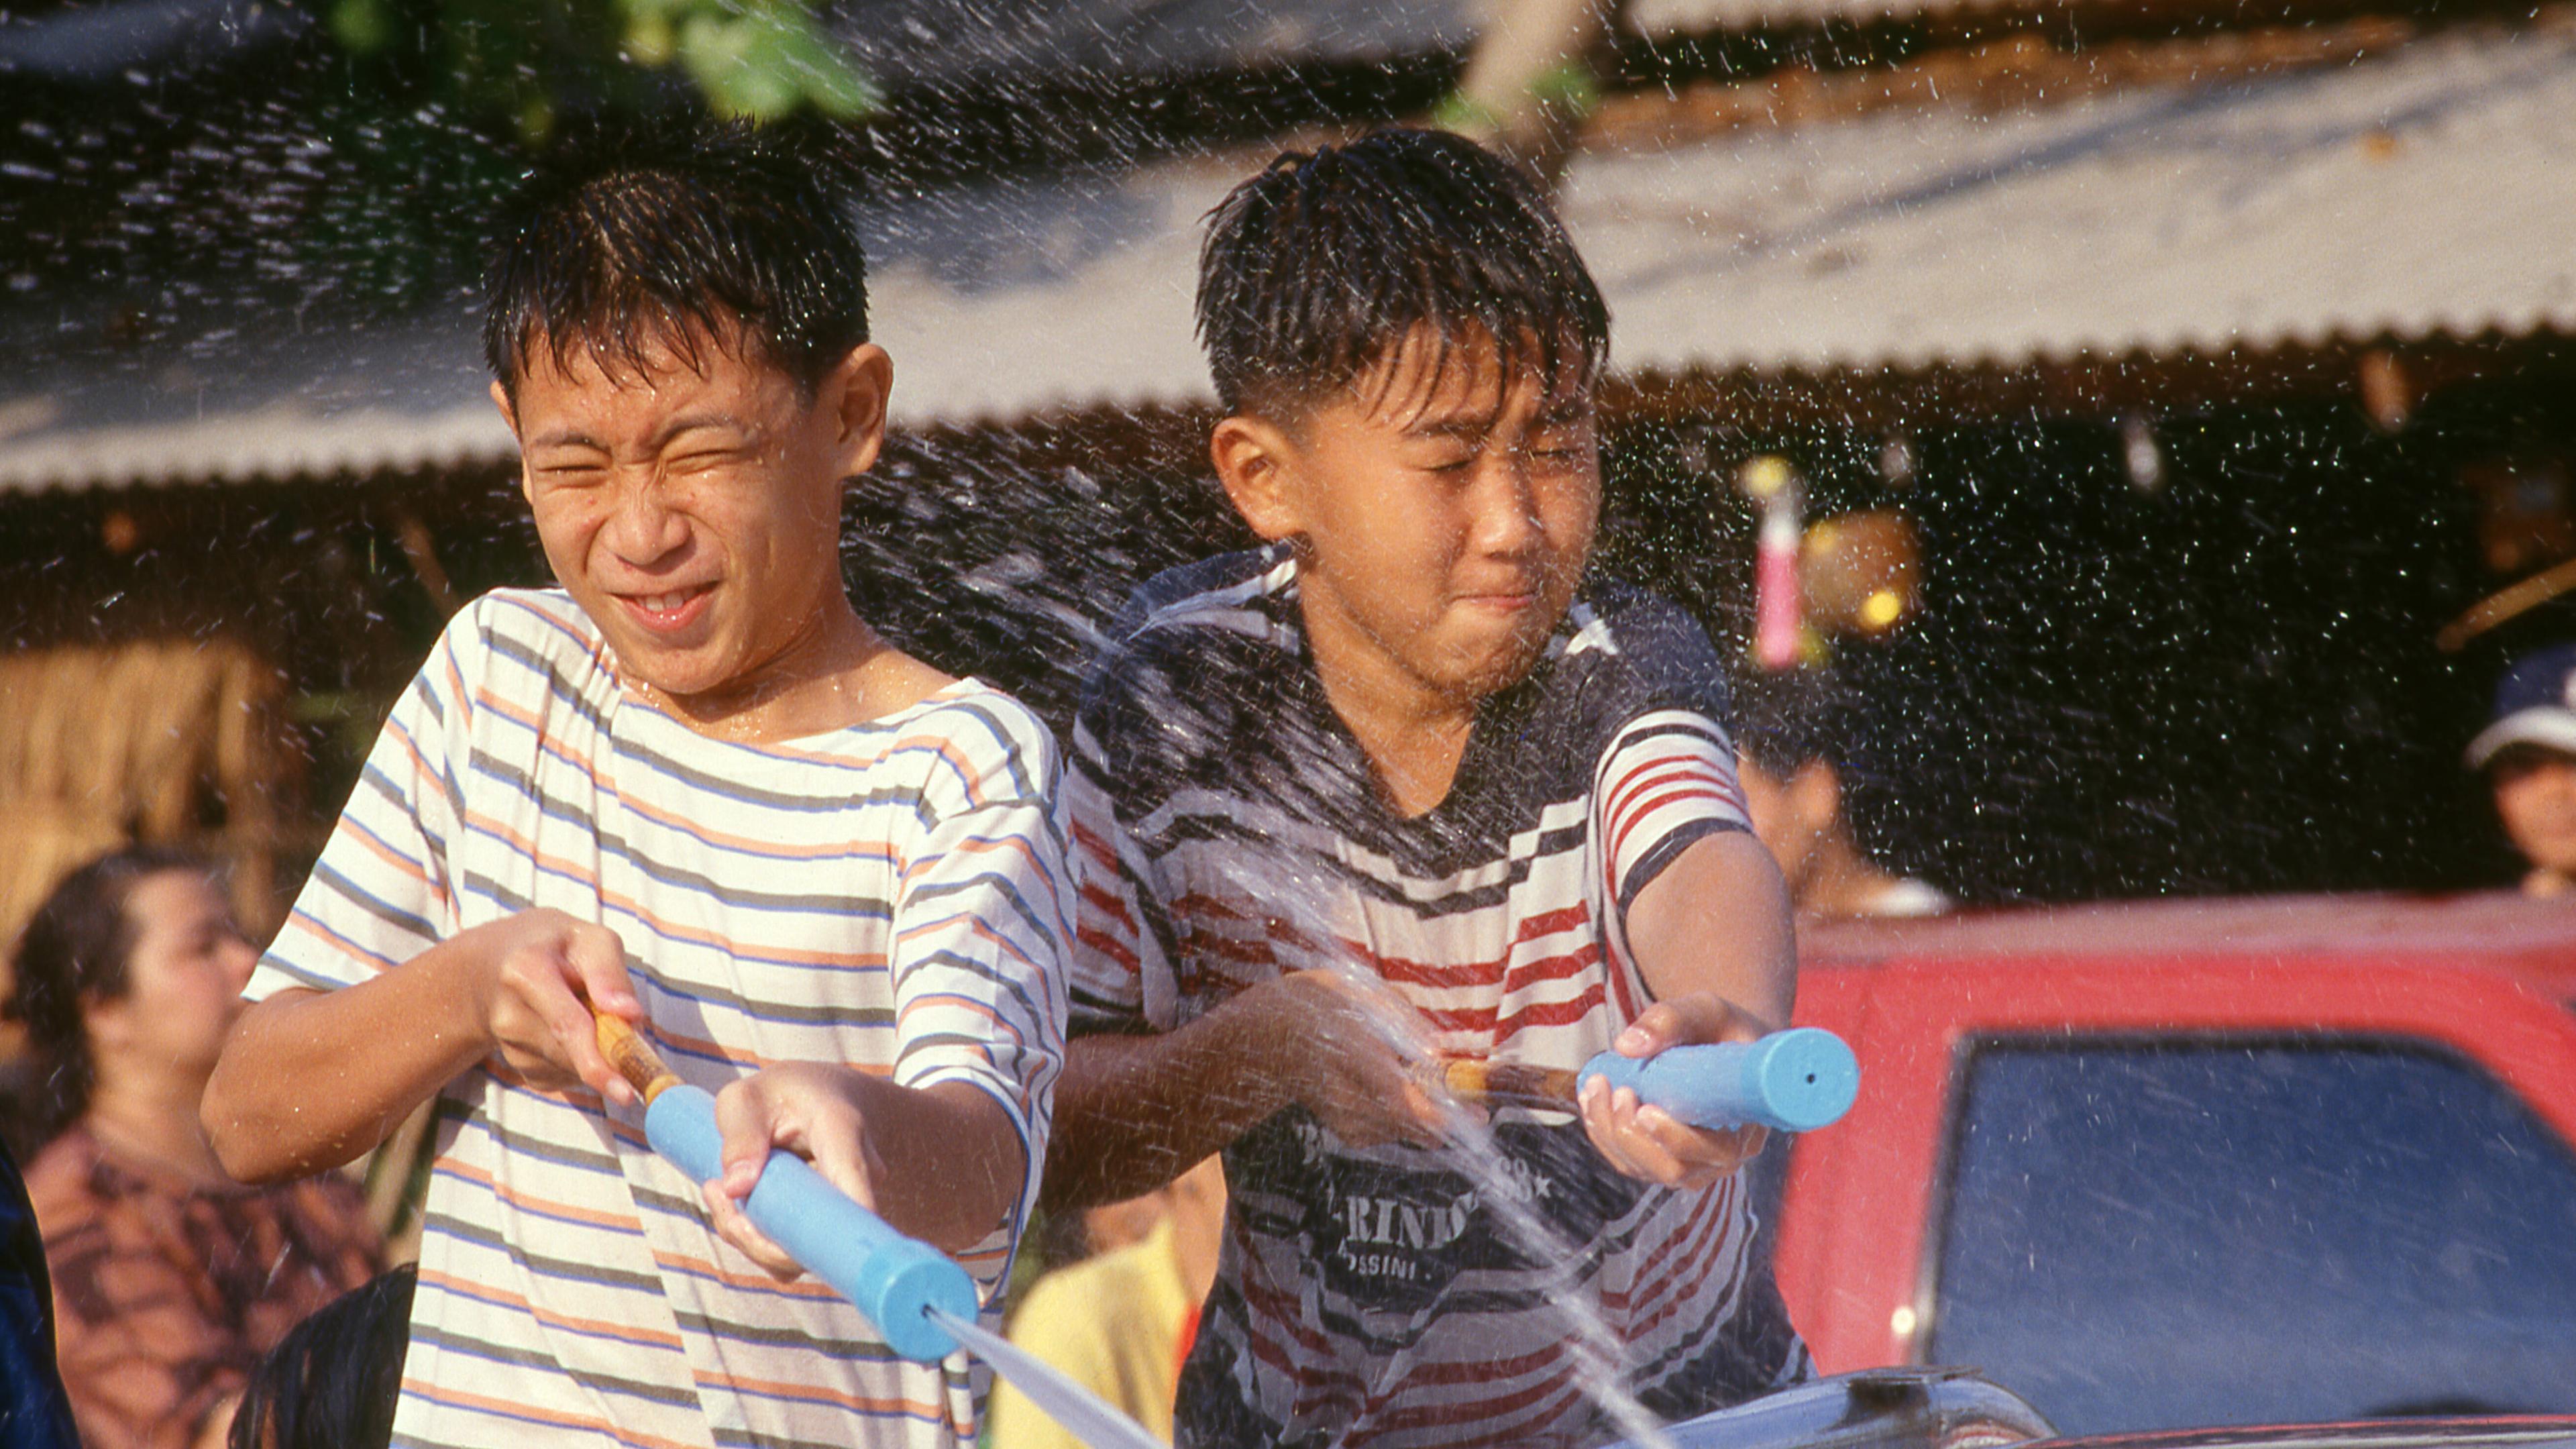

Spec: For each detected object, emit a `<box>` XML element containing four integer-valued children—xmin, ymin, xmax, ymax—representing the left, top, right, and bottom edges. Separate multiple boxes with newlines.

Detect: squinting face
<box><xmin>107</xmin><ymin>871</ymin><xmax>258</xmax><ymax>1079</ymax></box>
<box><xmin>496</xmin><ymin>329</ymin><xmax>885</xmax><ymax>714</ymax></box>
<box><xmin>2492</xmin><ymin>747</ymin><xmax>2576</xmax><ymax>879</ymax></box>
<box><xmin>1261</xmin><ymin>329</ymin><xmax>1600</xmax><ymax>704</ymax></box>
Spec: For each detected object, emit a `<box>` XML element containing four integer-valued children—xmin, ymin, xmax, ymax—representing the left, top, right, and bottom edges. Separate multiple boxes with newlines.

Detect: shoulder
<box><xmin>1081</xmin><ymin>547</ymin><xmax>1293</xmax><ymax>748</ymax></box>
<box><xmin>1013</xmin><ymin>1239</ymin><xmax>1164</xmax><ymax>1337</ymax></box>
<box><xmin>1550</xmin><ymin>581</ymin><xmax>1733</xmax><ymax>728</ymax></box>
<box><xmin>892</xmin><ymin>682</ymin><xmax>1065</xmax><ymax>807</ymax></box>
<box><xmin>414</xmin><ymin>588</ymin><xmax>612</xmax><ymax>712</ymax></box>
<box><xmin>20</xmin><ymin>1133</ymin><xmax>107</xmax><ymax>1240</ymax></box>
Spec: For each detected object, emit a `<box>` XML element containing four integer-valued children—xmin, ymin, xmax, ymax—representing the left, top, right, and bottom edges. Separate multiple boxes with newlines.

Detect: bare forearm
<box><xmin>1626</xmin><ymin>831</ymin><xmax>1798</xmax><ymax>1024</ymax></box>
<box><xmin>859</xmin><ymin>1080</ymin><xmax>1032</xmax><ymax>1255</ymax></box>
<box><xmin>202</xmin><ymin>945</ymin><xmax>494</xmax><ymax>1183</ymax></box>
<box><xmin>1040</xmin><ymin>1004</ymin><xmax>1290</xmax><ymax>1211</ymax></box>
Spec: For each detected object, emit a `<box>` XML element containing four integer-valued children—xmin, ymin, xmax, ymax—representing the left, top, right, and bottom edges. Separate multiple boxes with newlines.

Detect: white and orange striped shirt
<box><xmin>1068</xmin><ymin>547</ymin><xmax>1810</xmax><ymax>1449</ymax></box>
<box><xmin>248</xmin><ymin>588</ymin><xmax>1071</xmax><ymax>1449</ymax></box>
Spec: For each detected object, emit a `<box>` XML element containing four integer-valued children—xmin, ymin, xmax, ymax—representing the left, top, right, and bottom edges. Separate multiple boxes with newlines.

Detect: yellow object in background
<box><xmin>988</xmin><ymin>1217</ymin><xmax>1196</xmax><ymax>1449</ymax></box>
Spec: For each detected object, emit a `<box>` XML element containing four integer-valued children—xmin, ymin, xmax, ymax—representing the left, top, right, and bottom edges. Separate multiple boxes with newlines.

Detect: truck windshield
<box><xmin>1927</xmin><ymin>1039</ymin><xmax>2576</xmax><ymax>1434</ymax></box>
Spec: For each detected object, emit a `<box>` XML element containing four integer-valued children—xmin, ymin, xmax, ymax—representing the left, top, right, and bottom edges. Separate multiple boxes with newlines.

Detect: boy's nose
<box><xmin>1468</xmin><ymin>460</ymin><xmax>1544</xmax><ymax>557</ymax></box>
<box><xmin>604</xmin><ymin>477</ymin><xmax>690</xmax><ymax>563</ymax></box>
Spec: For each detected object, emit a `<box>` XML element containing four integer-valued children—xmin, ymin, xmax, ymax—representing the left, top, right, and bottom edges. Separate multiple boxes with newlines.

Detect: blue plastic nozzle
<box><xmin>641</xmin><ymin>1084</ymin><xmax>979</xmax><ymax>1362</ymax></box>
<box><xmin>1578</xmin><ymin>1026</ymin><xmax>1860</xmax><ymax>1133</ymax></box>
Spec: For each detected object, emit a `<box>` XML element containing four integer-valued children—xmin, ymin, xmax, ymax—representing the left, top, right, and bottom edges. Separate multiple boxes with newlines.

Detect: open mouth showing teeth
<box><xmin>633</xmin><ymin>586</ymin><xmax>711</xmax><ymax>612</ymax></box>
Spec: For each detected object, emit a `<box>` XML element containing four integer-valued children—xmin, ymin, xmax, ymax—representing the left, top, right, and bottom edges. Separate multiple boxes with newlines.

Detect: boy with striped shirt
<box><xmin>1046</xmin><ymin>129</ymin><xmax>1812</xmax><ymax>1448</ymax></box>
<box><xmin>203</xmin><ymin>121</ymin><xmax>1071</xmax><ymax>1449</ymax></box>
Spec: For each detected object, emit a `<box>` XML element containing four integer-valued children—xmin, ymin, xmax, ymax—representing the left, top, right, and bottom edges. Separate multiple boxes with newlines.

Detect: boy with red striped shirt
<box><xmin>1046</xmin><ymin>128</ymin><xmax>1811</xmax><ymax>1449</ymax></box>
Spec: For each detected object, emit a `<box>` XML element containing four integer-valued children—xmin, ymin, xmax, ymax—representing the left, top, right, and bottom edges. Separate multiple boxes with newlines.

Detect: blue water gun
<box><xmin>1444</xmin><ymin>1026</ymin><xmax>1860</xmax><ymax>1133</ymax></box>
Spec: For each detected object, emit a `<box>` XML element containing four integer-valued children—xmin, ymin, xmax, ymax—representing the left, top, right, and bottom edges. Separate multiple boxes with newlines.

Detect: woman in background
<box><xmin>5</xmin><ymin>847</ymin><xmax>380</xmax><ymax>1449</ymax></box>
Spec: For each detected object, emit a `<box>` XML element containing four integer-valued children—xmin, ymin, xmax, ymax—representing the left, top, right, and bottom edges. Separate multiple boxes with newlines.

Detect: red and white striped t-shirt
<box><xmin>1068</xmin><ymin>547</ymin><xmax>1811</xmax><ymax>1449</ymax></box>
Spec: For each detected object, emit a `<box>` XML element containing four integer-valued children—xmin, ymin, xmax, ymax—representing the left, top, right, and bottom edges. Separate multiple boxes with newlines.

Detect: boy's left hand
<box><xmin>704</xmin><ymin>1063</ymin><xmax>888</xmax><ymax>1281</ymax></box>
<box><xmin>1578</xmin><ymin>994</ymin><xmax>1772</xmax><ymax>1191</ymax></box>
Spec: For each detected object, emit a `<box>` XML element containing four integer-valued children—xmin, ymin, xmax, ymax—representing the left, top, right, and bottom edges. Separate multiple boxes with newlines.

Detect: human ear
<box><xmin>81</xmin><ymin>993</ymin><xmax>136</xmax><ymax>1060</ymax></box>
<box><xmin>821</xmin><ymin>344</ymin><xmax>894</xmax><ymax>479</ymax></box>
<box><xmin>1211</xmin><ymin>416</ymin><xmax>1301</xmax><ymax>542</ymax></box>
<box><xmin>491</xmin><ymin>381</ymin><xmax>536</xmax><ymax>505</ymax></box>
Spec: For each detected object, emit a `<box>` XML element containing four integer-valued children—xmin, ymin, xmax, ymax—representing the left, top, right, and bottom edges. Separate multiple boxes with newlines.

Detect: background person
<box><xmin>5</xmin><ymin>847</ymin><xmax>380</xmax><ymax>1449</ymax></box>
<box><xmin>990</xmin><ymin>1156</ymin><xmax>1226</xmax><ymax>1449</ymax></box>
<box><xmin>2464</xmin><ymin>642</ymin><xmax>2576</xmax><ymax>898</ymax></box>
<box><xmin>1732</xmin><ymin>667</ymin><xmax>1950</xmax><ymax>922</ymax></box>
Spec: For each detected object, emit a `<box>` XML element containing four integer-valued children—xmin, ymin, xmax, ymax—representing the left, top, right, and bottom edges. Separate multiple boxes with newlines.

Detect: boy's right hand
<box><xmin>466</xmin><ymin>908</ymin><xmax>643</xmax><ymax>1106</ymax></box>
<box><xmin>1256</xmin><ymin>970</ymin><xmax>1457</xmax><ymax>1149</ymax></box>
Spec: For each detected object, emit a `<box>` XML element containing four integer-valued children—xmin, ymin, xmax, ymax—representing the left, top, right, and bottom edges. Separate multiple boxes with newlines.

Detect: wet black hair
<box><xmin>1</xmin><ymin>845</ymin><xmax>209</xmax><ymax>1159</ymax></box>
<box><xmin>482</xmin><ymin>116</ymin><xmax>869</xmax><ymax>400</ymax></box>
<box><xmin>1195</xmin><ymin>127</ymin><xmax>1609</xmax><ymax>418</ymax></box>
<box><xmin>227</xmin><ymin>1263</ymin><xmax>416</xmax><ymax>1449</ymax></box>
<box><xmin>1732</xmin><ymin>666</ymin><xmax>1856</xmax><ymax>779</ymax></box>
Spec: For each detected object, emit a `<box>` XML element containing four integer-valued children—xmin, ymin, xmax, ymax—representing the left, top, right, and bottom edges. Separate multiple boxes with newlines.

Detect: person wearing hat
<box><xmin>2466</xmin><ymin>643</ymin><xmax>2576</xmax><ymax>898</ymax></box>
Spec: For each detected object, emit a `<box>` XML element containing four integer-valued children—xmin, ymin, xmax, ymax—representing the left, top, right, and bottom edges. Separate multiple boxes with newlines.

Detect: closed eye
<box><xmin>667</xmin><ymin>449</ymin><xmax>745</xmax><ymax>474</ymax></box>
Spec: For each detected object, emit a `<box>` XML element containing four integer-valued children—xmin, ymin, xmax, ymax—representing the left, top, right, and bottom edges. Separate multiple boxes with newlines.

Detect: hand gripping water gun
<box><xmin>594</xmin><ymin>1013</ymin><xmax>1166</xmax><ymax>1449</ymax></box>
<box><xmin>1442</xmin><ymin>1026</ymin><xmax>1860</xmax><ymax>1133</ymax></box>
<box><xmin>594</xmin><ymin>1013</ymin><xmax>977</xmax><ymax>1362</ymax></box>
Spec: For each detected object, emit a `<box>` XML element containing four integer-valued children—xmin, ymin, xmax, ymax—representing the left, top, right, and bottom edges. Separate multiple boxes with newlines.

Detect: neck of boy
<box><xmin>639</xmin><ymin>599</ymin><xmax>949</xmax><ymax>745</ymax></box>
<box><xmin>1301</xmin><ymin>600</ymin><xmax>1479</xmax><ymax>820</ymax></box>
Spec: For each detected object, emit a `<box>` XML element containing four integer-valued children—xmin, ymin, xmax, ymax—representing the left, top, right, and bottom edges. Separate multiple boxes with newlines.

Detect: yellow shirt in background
<box><xmin>989</xmin><ymin>1218</ymin><xmax>1195</xmax><ymax>1449</ymax></box>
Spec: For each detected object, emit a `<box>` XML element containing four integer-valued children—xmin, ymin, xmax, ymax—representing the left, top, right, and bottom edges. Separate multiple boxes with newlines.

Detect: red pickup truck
<box><xmin>1770</xmin><ymin>894</ymin><xmax>2576</xmax><ymax>1436</ymax></box>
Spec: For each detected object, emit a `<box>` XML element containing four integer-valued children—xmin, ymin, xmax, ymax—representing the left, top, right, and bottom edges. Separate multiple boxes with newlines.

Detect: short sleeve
<box><xmin>247</xmin><ymin>610</ymin><xmax>477</xmax><ymax>1001</ymax></box>
<box><xmin>1595</xmin><ymin>714</ymin><xmax>1750</xmax><ymax>912</ymax></box>
<box><xmin>882</xmin><ymin>696</ymin><xmax>1074</xmax><ymax>1265</ymax></box>
<box><xmin>1575</xmin><ymin>590</ymin><xmax>1753</xmax><ymax>913</ymax></box>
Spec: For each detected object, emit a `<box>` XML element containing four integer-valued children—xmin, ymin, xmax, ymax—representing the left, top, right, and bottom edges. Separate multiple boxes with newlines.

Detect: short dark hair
<box><xmin>1733</xmin><ymin>666</ymin><xmax>1856</xmax><ymax>779</ymax></box>
<box><xmin>482</xmin><ymin>117</ymin><xmax>868</xmax><ymax>398</ymax></box>
<box><xmin>1195</xmin><ymin>127</ymin><xmax>1609</xmax><ymax>417</ymax></box>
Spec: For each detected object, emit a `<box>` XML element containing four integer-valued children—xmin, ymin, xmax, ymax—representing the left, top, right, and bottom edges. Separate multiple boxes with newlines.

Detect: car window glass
<box><xmin>1927</xmin><ymin>1039</ymin><xmax>2576</xmax><ymax>1434</ymax></box>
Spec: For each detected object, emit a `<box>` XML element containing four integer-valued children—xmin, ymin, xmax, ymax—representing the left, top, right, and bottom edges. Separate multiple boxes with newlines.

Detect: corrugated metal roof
<box><xmin>1626</xmin><ymin>0</ymin><xmax>2024</xmax><ymax>36</ymax></box>
<box><xmin>1578</xmin><ymin>21</ymin><xmax>2576</xmax><ymax>374</ymax></box>
<box><xmin>5</xmin><ymin>22</ymin><xmax>2569</xmax><ymax>492</ymax></box>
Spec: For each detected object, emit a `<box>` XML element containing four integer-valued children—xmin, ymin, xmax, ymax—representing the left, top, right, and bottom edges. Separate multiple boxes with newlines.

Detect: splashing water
<box><xmin>1312</xmin><ymin>950</ymin><xmax>1682</xmax><ymax>1449</ymax></box>
<box><xmin>926</xmin><ymin>1305</ymin><xmax>1168</xmax><ymax>1449</ymax></box>
<box><xmin>1418</xmin><ymin>1088</ymin><xmax>1682</xmax><ymax>1449</ymax></box>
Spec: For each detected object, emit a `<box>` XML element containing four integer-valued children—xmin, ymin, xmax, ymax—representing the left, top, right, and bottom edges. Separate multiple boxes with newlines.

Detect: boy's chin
<box><xmin>1435</xmin><ymin>635</ymin><xmax>1555</xmax><ymax>700</ymax></box>
<box><xmin>599</xmin><ymin>636</ymin><xmax>739</xmax><ymax>706</ymax></box>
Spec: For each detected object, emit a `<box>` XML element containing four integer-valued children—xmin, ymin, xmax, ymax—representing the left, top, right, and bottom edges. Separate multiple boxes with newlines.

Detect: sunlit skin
<box><xmin>2491</xmin><ymin>745</ymin><xmax>2576</xmax><ymax>897</ymax></box>
<box><xmin>1214</xmin><ymin>327</ymin><xmax>1598</xmax><ymax>816</ymax></box>
<box><xmin>1044</xmin><ymin>330</ymin><xmax>1798</xmax><ymax>1205</ymax></box>
<box><xmin>207</xmin><ymin>324</ymin><xmax>1022</xmax><ymax>1263</ymax></box>
<box><xmin>83</xmin><ymin>870</ymin><xmax>258</xmax><ymax>1186</ymax></box>
<box><xmin>494</xmin><ymin>328</ymin><xmax>951</xmax><ymax>743</ymax></box>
